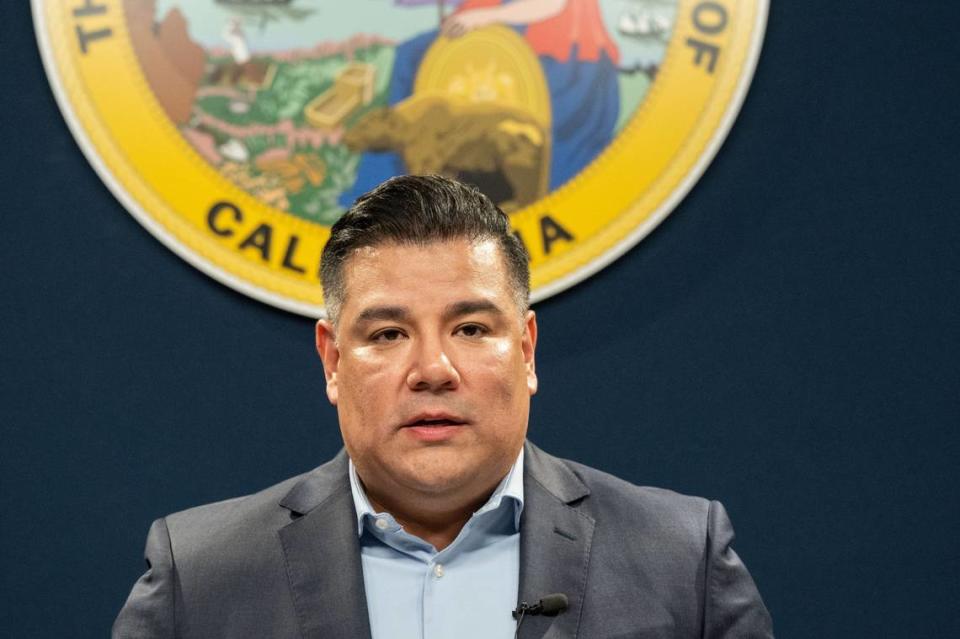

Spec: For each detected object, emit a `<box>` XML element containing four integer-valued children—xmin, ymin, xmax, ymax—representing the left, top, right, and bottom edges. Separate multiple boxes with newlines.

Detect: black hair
<box><xmin>320</xmin><ymin>175</ymin><xmax>530</xmax><ymax>322</ymax></box>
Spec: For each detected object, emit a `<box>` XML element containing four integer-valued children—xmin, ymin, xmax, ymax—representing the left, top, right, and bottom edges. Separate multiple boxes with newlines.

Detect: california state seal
<box><xmin>34</xmin><ymin>0</ymin><xmax>767</xmax><ymax>315</ymax></box>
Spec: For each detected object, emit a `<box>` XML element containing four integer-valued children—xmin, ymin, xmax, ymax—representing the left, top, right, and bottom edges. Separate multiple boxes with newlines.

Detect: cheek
<box><xmin>343</xmin><ymin>346</ymin><xmax>396</xmax><ymax>382</ymax></box>
<box><xmin>483</xmin><ymin>338</ymin><xmax>520</xmax><ymax>367</ymax></box>
<box><xmin>338</xmin><ymin>352</ymin><xmax>397</xmax><ymax>420</ymax></box>
<box><xmin>473</xmin><ymin>340</ymin><xmax>526</xmax><ymax>401</ymax></box>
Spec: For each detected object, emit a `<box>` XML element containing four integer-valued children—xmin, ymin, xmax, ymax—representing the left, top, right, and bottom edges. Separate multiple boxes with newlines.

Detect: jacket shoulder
<box><xmin>163</xmin><ymin>448</ymin><xmax>349</xmax><ymax>548</ymax></box>
<box><xmin>164</xmin><ymin>471</ymin><xmax>309</xmax><ymax>542</ymax></box>
<box><xmin>545</xmin><ymin>453</ymin><xmax>715</xmax><ymax>549</ymax></box>
<box><xmin>530</xmin><ymin>443</ymin><xmax>711</xmax><ymax>521</ymax></box>
<box><xmin>525</xmin><ymin>446</ymin><xmax>772</xmax><ymax>637</ymax></box>
<box><xmin>574</xmin><ymin>458</ymin><xmax>708</xmax><ymax>509</ymax></box>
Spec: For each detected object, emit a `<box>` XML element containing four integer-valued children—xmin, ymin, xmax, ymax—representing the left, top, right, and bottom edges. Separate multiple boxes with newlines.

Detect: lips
<box><xmin>399</xmin><ymin>411</ymin><xmax>469</xmax><ymax>442</ymax></box>
<box><xmin>402</xmin><ymin>412</ymin><xmax>468</xmax><ymax>428</ymax></box>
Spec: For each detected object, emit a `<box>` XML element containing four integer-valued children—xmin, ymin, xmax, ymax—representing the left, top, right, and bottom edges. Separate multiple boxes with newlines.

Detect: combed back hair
<box><xmin>320</xmin><ymin>175</ymin><xmax>530</xmax><ymax>324</ymax></box>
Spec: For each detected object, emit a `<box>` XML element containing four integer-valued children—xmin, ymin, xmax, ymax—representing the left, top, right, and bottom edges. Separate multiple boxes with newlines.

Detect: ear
<box><xmin>315</xmin><ymin>319</ymin><xmax>340</xmax><ymax>405</ymax></box>
<box><xmin>522</xmin><ymin>310</ymin><xmax>538</xmax><ymax>396</ymax></box>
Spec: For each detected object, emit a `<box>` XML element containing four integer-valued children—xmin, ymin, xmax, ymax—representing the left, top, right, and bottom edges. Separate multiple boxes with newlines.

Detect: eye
<box><xmin>455</xmin><ymin>323</ymin><xmax>487</xmax><ymax>338</ymax></box>
<box><xmin>371</xmin><ymin>328</ymin><xmax>406</xmax><ymax>343</ymax></box>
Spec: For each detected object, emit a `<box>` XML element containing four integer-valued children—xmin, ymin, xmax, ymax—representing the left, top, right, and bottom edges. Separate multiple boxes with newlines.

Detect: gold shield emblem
<box><xmin>34</xmin><ymin>0</ymin><xmax>767</xmax><ymax>315</ymax></box>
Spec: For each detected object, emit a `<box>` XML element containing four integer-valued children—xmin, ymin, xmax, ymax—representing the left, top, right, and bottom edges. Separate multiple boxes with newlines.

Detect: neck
<box><xmin>351</xmin><ymin>450</ymin><xmax>522</xmax><ymax>550</ymax></box>
<box><xmin>371</xmin><ymin>497</ymin><xmax>480</xmax><ymax>550</ymax></box>
<box><xmin>364</xmin><ymin>482</ymin><xmax>498</xmax><ymax>550</ymax></box>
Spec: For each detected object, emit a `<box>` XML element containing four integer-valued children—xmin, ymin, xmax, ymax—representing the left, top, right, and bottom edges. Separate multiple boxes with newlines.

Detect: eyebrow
<box><xmin>351</xmin><ymin>299</ymin><xmax>505</xmax><ymax>327</ymax></box>
<box><xmin>355</xmin><ymin>305</ymin><xmax>411</xmax><ymax>324</ymax></box>
<box><xmin>443</xmin><ymin>299</ymin><xmax>505</xmax><ymax>321</ymax></box>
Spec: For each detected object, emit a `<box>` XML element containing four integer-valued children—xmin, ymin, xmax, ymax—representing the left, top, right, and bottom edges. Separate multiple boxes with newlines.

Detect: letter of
<box><xmin>207</xmin><ymin>202</ymin><xmax>242</xmax><ymax>237</ymax></box>
<box><xmin>72</xmin><ymin>0</ymin><xmax>108</xmax><ymax>18</ymax></box>
<box><xmin>238</xmin><ymin>224</ymin><xmax>273</xmax><ymax>262</ymax></box>
<box><xmin>686</xmin><ymin>38</ymin><xmax>721</xmax><ymax>74</ymax></box>
<box><xmin>692</xmin><ymin>1</ymin><xmax>728</xmax><ymax>35</ymax></box>
<box><xmin>281</xmin><ymin>235</ymin><xmax>307</xmax><ymax>274</ymax></box>
<box><xmin>75</xmin><ymin>25</ymin><xmax>113</xmax><ymax>54</ymax></box>
<box><xmin>540</xmin><ymin>215</ymin><xmax>575</xmax><ymax>255</ymax></box>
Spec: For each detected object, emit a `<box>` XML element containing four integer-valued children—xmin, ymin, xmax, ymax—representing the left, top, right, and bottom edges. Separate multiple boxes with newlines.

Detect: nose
<box><xmin>406</xmin><ymin>336</ymin><xmax>460</xmax><ymax>392</ymax></box>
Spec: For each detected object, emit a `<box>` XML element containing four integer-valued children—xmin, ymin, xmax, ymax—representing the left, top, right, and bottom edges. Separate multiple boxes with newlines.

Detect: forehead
<box><xmin>340</xmin><ymin>238</ymin><xmax>513</xmax><ymax>312</ymax></box>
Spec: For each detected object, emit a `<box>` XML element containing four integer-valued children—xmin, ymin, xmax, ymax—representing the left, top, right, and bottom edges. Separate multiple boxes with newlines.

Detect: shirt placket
<box><xmin>421</xmin><ymin>555</ymin><xmax>441</xmax><ymax>639</ymax></box>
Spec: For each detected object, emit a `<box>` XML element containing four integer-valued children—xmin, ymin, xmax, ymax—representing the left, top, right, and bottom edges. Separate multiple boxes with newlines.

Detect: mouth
<box><xmin>403</xmin><ymin>414</ymin><xmax>468</xmax><ymax>428</ymax></box>
<box><xmin>401</xmin><ymin>413</ymin><xmax>468</xmax><ymax>441</ymax></box>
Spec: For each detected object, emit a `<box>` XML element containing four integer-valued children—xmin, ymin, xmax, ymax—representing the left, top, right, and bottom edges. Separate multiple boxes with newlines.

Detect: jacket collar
<box><xmin>276</xmin><ymin>443</ymin><xmax>594</xmax><ymax>639</ymax></box>
<box><xmin>518</xmin><ymin>442</ymin><xmax>595</xmax><ymax>639</ymax></box>
<box><xmin>277</xmin><ymin>450</ymin><xmax>373</xmax><ymax>639</ymax></box>
<box><xmin>278</xmin><ymin>448</ymin><xmax>350</xmax><ymax>515</ymax></box>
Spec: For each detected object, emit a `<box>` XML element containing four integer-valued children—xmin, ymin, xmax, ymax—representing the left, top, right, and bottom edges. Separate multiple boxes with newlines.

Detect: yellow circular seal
<box><xmin>33</xmin><ymin>0</ymin><xmax>767</xmax><ymax>316</ymax></box>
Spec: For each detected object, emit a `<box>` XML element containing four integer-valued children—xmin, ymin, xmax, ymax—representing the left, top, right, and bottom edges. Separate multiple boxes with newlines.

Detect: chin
<box><xmin>401</xmin><ymin>467</ymin><xmax>472</xmax><ymax>495</ymax></box>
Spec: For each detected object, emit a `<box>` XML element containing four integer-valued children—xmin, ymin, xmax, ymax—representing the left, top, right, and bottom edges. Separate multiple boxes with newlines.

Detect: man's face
<box><xmin>315</xmin><ymin>238</ymin><xmax>537</xmax><ymax>506</ymax></box>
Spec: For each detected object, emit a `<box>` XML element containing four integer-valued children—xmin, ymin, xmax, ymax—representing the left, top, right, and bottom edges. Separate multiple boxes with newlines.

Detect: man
<box><xmin>114</xmin><ymin>175</ymin><xmax>773</xmax><ymax>638</ymax></box>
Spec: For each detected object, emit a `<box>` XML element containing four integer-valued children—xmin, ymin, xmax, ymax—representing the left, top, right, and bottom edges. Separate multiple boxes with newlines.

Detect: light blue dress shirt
<box><xmin>348</xmin><ymin>450</ymin><xmax>525</xmax><ymax>639</ymax></box>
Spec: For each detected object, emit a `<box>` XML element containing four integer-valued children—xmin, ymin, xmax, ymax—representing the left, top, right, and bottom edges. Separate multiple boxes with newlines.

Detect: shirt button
<box><xmin>374</xmin><ymin>518</ymin><xmax>389</xmax><ymax>531</ymax></box>
<box><xmin>433</xmin><ymin>563</ymin><xmax>445</xmax><ymax>578</ymax></box>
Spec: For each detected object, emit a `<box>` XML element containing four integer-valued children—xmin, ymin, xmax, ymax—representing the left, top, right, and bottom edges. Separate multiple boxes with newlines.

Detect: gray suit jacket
<box><xmin>114</xmin><ymin>442</ymin><xmax>773</xmax><ymax>638</ymax></box>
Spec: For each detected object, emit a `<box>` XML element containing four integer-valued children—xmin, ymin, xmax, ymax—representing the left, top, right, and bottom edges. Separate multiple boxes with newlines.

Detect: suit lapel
<box><xmin>278</xmin><ymin>452</ymin><xmax>372</xmax><ymax>639</ymax></box>
<box><xmin>518</xmin><ymin>443</ymin><xmax>595</xmax><ymax>639</ymax></box>
<box><xmin>274</xmin><ymin>444</ymin><xmax>593</xmax><ymax>639</ymax></box>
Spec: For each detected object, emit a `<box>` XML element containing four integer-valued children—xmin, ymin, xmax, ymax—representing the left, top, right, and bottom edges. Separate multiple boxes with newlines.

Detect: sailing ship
<box><xmin>618</xmin><ymin>11</ymin><xmax>671</xmax><ymax>38</ymax></box>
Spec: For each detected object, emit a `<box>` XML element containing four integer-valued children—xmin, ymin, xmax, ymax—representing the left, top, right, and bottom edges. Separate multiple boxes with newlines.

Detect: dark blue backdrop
<box><xmin>2</xmin><ymin>2</ymin><xmax>959</xmax><ymax>637</ymax></box>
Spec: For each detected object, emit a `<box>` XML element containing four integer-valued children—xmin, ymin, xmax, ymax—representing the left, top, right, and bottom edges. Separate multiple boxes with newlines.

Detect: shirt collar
<box><xmin>348</xmin><ymin>448</ymin><xmax>525</xmax><ymax>537</ymax></box>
